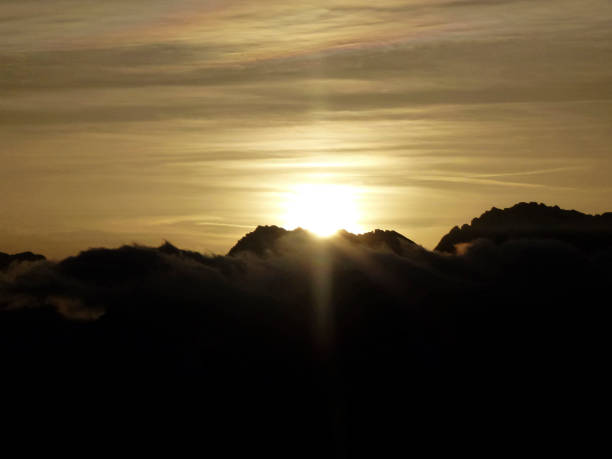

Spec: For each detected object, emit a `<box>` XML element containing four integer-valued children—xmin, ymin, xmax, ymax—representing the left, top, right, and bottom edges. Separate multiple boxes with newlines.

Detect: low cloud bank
<box><xmin>1</xmin><ymin>217</ymin><xmax>609</xmax><ymax>455</ymax></box>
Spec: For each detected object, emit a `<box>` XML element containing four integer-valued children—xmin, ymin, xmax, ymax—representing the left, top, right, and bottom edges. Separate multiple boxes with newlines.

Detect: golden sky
<box><xmin>2</xmin><ymin>0</ymin><xmax>612</xmax><ymax>257</ymax></box>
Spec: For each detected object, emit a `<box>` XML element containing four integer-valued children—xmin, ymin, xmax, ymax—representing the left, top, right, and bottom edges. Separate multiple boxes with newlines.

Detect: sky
<box><xmin>1</xmin><ymin>0</ymin><xmax>612</xmax><ymax>258</ymax></box>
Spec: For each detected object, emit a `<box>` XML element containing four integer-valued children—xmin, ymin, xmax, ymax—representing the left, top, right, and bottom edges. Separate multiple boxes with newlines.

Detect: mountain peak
<box><xmin>435</xmin><ymin>202</ymin><xmax>612</xmax><ymax>253</ymax></box>
<box><xmin>337</xmin><ymin>229</ymin><xmax>416</xmax><ymax>255</ymax></box>
<box><xmin>228</xmin><ymin>226</ymin><xmax>415</xmax><ymax>257</ymax></box>
<box><xmin>227</xmin><ymin>225</ymin><xmax>291</xmax><ymax>257</ymax></box>
<box><xmin>0</xmin><ymin>251</ymin><xmax>46</xmax><ymax>270</ymax></box>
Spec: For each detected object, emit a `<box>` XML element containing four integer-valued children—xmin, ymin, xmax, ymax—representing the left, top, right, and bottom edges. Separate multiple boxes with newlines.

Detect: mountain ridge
<box><xmin>0</xmin><ymin>251</ymin><xmax>46</xmax><ymax>270</ymax></box>
<box><xmin>227</xmin><ymin>226</ymin><xmax>417</xmax><ymax>257</ymax></box>
<box><xmin>3</xmin><ymin>202</ymin><xmax>612</xmax><ymax>261</ymax></box>
<box><xmin>1</xmin><ymin>202</ymin><xmax>609</xmax><ymax>454</ymax></box>
<box><xmin>435</xmin><ymin>201</ymin><xmax>612</xmax><ymax>253</ymax></box>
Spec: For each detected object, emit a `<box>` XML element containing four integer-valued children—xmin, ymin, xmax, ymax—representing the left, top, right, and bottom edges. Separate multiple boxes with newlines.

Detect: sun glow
<box><xmin>283</xmin><ymin>184</ymin><xmax>363</xmax><ymax>237</ymax></box>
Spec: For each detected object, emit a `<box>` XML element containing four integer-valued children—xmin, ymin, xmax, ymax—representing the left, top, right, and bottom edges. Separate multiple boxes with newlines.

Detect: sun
<box><xmin>283</xmin><ymin>184</ymin><xmax>363</xmax><ymax>236</ymax></box>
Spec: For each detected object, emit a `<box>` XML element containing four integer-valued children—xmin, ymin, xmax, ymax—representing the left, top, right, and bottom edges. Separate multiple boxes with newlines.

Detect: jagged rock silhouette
<box><xmin>228</xmin><ymin>225</ymin><xmax>297</xmax><ymax>257</ymax></box>
<box><xmin>436</xmin><ymin>202</ymin><xmax>612</xmax><ymax>253</ymax></box>
<box><xmin>0</xmin><ymin>251</ymin><xmax>45</xmax><ymax>270</ymax></box>
<box><xmin>228</xmin><ymin>226</ymin><xmax>416</xmax><ymax>257</ymax></box>
<box><xmin>1</xmin><ymin>202</ymin><xmax>610</xmax><ymax>456</ymax></box>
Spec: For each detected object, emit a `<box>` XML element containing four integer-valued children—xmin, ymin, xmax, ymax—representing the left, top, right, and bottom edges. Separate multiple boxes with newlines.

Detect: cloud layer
<box><xmin>2</xmin><ymin>217</ymin><xmax>609</xmax><ymax>454</ymax></box>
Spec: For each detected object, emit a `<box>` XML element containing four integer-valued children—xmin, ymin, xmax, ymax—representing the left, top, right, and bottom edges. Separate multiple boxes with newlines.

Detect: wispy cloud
<box><xmin>1</xmin><ymin>0</ymin><xmax>611</xmax><ymax>256</ymax></box>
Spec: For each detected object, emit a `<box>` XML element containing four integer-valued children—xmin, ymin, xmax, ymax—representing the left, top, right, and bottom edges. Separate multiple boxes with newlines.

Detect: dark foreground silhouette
<box><xmin>1</xmin><ymin>203</ymin><xmax>609</xmax><ymax>456</ymax></box>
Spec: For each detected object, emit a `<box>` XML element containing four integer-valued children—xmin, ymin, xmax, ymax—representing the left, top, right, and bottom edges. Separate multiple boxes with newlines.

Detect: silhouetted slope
<box><xmin>2</xmin><ymin>209</ymin><xmax>610</xmax><ymax>456</ymax></box>
<box><xmin>0</xmin><ymin>251</ymin><xmax>45</xmax><ymax>270</ymax></box>
<box><xmin>228</xmin><ymin>226</ymin><xmax>416</xmax><ymax>257</ymax></box>
<box><xmin>436</xmin><ymin>202</ymin><xmax>612</xmax><ymax>253</ymax></box>
<box><xmin>227</xmin><ymin>225</ymin><xmax>293</xmax><ymax>256</ymax></box>
<box><xmin>338</xmin><ymin>229</ymin><xmax>416</xmax><ymax>255</ymax></box>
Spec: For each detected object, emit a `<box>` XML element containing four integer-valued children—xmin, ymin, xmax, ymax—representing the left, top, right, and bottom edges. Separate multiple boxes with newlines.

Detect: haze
<box><xmin>2</xmin><ymin>0</ymin><xmax>612</xmax><ymax>257</ymax></box>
